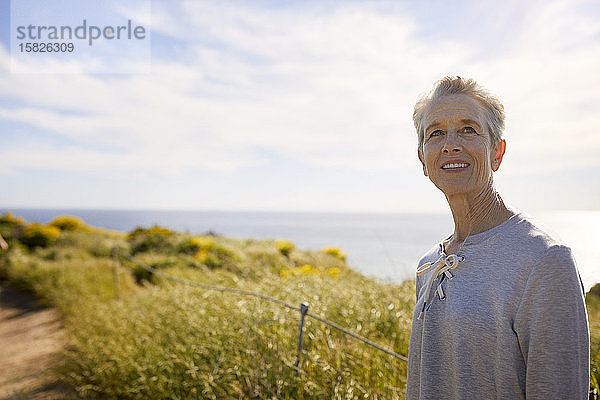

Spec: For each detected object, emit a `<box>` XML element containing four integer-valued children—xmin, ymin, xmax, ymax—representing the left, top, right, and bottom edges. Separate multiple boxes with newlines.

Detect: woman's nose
<box><xmin>442</xmin><ymin>132</ymin><xmax>462</xmax><ymax>153</ymax></box>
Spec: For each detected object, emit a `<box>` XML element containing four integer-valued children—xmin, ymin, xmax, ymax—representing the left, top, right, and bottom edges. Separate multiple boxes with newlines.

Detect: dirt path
<box><xmin>0</xmin><ymin>284</ymin><xmax>73</xmax><ymax>399</ymax></box>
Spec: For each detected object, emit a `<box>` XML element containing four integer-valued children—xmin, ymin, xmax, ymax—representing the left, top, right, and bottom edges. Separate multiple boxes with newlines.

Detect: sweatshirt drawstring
<box><xmin>416</xmin><ymin>253</ymin><xmax>462</xmax><ymax>320</ymax></box>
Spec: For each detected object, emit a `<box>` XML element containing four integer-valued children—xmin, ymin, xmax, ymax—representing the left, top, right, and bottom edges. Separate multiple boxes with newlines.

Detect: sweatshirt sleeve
<box><xmin>513</xmin><ymin>245</ymin><xmax>590</xmax><ymax>399</ymax></box>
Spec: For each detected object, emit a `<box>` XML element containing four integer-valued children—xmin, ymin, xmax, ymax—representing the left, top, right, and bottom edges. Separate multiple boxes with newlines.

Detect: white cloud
<box><xmin>1</xmin><ymin>0</ymin><xmax>599</xmax><ymax>209</ymax></box>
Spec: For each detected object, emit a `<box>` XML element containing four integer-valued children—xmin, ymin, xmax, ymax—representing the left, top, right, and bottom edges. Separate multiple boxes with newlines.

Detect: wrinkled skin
<box><xmin>417</xmin><ymin>94</ymin><xmax>512</xmax><ymax>254</ymax></box>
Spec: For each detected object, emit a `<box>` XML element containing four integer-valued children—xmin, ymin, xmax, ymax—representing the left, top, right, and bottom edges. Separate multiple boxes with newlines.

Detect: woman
<box><xmin>406</xmin><ymin>76</ymin><xmax>589</xmax><ymax>399</ymax></box>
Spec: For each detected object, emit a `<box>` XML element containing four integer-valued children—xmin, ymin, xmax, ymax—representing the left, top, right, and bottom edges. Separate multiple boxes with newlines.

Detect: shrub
<box><xmin>0</xmin><ymin>211</ymin><xmax>26</xmax><ymax>227</ymax></box>
<box><xmin>131</xmin><ymin>260</ymin><xmax>176</xmax><ymax>285</ymax></box>
<box><xmin>320</xmin><ymin>247</ymin><xmax>347</xmax><ymax>262</ymax></box>
<box><xmin>133</xmin><ymin>225</ymin><xmax>174</xmax><ymax>237</ymax></box>
<box><xmin>19</xmin><ymin>224</ymin><xmax>61</xmax><ymax>248</ymax></box>
<box><xmin>275</xmin><ymin>239</ymin><xmax>295</xmax><ymax>258</ymax></box>
<box><xmin>194</xmin><ymin>250</ymin><xmax>222</xmax><ymax>269</ymax></box>
<box><xmin>127</xmin><ymin>225</ymin><xmax>175</xmax><ymax>255</ymax></box>
<box><xmin>49</xmin><ymin>215</ymin><xmax>89</xmax><ymax>231</ymax></box>
<box><xmin>176</xmin><ymin>236</ymin><xmax>215</xmax><ymax>255</ymax></box>
<box><xmin>176</xmin><ymin>238</ymin><xmax>198</xmax><ymax>255</ymax></box>
<box><xmin>0</xmin><ymin>212</ymin><xmax>27</xmax><ymax>242</ymax></box>
<box><xmin>194</xmin><ymin>244</ymin><xmax>238</xmax><ymax>271</ymax></box>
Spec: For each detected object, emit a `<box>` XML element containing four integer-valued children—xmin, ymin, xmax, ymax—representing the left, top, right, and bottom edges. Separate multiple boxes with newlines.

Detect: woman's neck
<box><xmin>444</xmin><ymin>180</ymin><xmax>513</xmax><ymax>253</ymax></box>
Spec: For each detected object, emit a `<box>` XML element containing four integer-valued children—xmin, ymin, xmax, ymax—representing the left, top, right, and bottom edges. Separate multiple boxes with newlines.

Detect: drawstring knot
<box><xmin>416</xmin><ymin>253</ymin><xmax>462</xmax><ymax>320</ymax></box>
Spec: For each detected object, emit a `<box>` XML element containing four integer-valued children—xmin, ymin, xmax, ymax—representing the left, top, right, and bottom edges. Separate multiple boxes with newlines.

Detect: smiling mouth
<box><xmin>441</xmin><ymin>162</ymin><xmax>470</xmax><ymax>170</ymax></box>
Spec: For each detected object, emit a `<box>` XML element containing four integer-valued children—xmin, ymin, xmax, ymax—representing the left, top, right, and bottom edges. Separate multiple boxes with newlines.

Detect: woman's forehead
<box><xmin>423</xmin><ymin>94</ymin><xmax>485</xmax><ymax>127</ymax></box>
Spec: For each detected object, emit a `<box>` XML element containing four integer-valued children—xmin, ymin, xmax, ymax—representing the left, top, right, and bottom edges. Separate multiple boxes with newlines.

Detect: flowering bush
<box><xmin>127</xmin><ymin>225</ymin><xmax>175</xmax><ymax>254</ymax></box>
<box><xmin>190</xmin><ymin>239</ymin><xmax>238</xmax><ymax>270</ymax></box>
<box><xmin>177</xmin><ymin>236</ymin><xmax>215</xmax><ymax>254</ymax></box>
<box><xmin>0</xmin><ymin>211</ymin><xmax>26</xmax><ymax>227</ymax></box>
<box><xmin>19</xmin><ymin>223</ymin><xmax>61</xmax><ymax>248</ymax></box>
<box><xmin>194</xmin><ymin>249</ymin><xmax>223</xmax><ymax>269</ymax></box>
<box><xmin>0</xmin><ymin>212</ymin><xmax>26</xmax><ymax>243</ymax></box>
<box><xmin>275</xmin><ymin>240</ymin><xmax>295</xmax><ymax>258</ymax></box>
<box><xmin>320</xmin><ymin>247</ymin><xmax>347</xmax><ymax>262</ymax></box>
<box><xmin>49</xmin><ymin>216</ymin><xmax>90</xmax><ymax>231</ymax></box>
<box><xmin>128</xmin><ymin>225</ymin><xmax>174</xmax><ymax>238</ymax></box>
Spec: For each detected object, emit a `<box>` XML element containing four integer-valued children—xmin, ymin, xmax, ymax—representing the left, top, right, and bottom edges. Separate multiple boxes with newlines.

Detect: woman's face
<box><xmin>418</xmin><ymin>94</ymin><xmax>505</xmax><ymax>197</ymax></box>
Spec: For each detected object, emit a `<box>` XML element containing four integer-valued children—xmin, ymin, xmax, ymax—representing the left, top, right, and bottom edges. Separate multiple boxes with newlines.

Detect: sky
<box><xmin>1</xmin><ymin>0</ymin><xmax>599</xmax><ymax>213</ymax></box>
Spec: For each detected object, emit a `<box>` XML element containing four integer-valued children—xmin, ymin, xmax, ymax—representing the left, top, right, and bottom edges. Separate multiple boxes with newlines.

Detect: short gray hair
<box><xmin>413</xmin><ymin>76</ymin><xmax>505</xmax><ymax>153</ymax></box>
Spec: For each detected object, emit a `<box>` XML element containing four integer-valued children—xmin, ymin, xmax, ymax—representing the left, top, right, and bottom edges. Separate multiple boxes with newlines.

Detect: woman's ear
<box><xmin>418</xmin><ymin>150</ymin><xmax>428</xmax><ymax>176</ymax></box>
<box><xmin>491</xmin><ymin>140</ymin><xmax>506</xmax><ymax>172</ymax></box>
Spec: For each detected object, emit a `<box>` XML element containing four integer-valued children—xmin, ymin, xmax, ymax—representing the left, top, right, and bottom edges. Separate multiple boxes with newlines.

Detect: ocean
<box><xmin>3</xmin><ymin>208</ymin><xmax>599</xmax><ymax>292</ymax></box>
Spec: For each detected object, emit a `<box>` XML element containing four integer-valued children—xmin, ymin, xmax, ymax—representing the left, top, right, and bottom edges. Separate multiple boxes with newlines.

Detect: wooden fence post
<box><xmin>294</xmin><ymin>302</ymin><xmax>309</xmax><ymax>373</ymax></box>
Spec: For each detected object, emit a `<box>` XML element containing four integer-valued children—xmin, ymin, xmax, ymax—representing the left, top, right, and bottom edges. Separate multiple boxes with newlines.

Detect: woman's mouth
<box><xmin>441</xmin><ymin>162</ymin><xmax>470</xmax><ymax>171</ymax></box>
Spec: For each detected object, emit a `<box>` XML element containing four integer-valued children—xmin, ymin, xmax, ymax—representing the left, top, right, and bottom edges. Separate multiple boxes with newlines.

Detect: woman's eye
<box><xmin>461</xmin><ymin>126</ymin><xmax>476</xmax><ymax>134</ymax></box>
<box><xmin>428</xmin><ymin>129</ymin><xmax>443</xmax><ymax>138</ymax></box>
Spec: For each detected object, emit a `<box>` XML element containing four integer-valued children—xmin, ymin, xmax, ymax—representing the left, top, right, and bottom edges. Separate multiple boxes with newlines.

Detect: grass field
<box><xmin>0</xmin><ymin>214</ymin><xmax>598</xmax><ymax>399</ymax></box>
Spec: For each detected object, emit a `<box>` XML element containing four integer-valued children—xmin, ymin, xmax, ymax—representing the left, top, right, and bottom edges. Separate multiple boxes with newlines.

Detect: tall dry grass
<box><xmin>0</xmin><ymin>225</ymin><xmax>412</xmax><ymax>399</ymax></box>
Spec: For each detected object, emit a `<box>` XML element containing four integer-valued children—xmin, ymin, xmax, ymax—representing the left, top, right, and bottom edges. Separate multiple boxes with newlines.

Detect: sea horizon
<box><xmin>2</xmin><ymin>207</ymin><xmax>599</xmax><ymax>292</ymax></box>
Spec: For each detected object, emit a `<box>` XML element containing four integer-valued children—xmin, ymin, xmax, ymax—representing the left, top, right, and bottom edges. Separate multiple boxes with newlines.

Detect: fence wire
<box><xmin>113</xmin><ymin>249</ymin><xmax>408</xmax><ymax>363</ymax></box>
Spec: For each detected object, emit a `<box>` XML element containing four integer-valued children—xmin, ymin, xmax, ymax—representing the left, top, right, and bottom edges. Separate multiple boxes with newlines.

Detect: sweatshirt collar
<box><xmin>441</xmin><ymin>208</ymin><xmax>524</xmax><ymax>249</ymax></box>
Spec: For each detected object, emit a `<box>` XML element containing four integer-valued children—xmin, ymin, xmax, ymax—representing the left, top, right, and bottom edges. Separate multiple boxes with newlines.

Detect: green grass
<box><xmin>0</xmin><ymin>219</ymin><xmax>598</xmax><ymax>399</ymax></box>
<box><xmin>0</xmin><ymin>226</ymin><xmax>413</xmax><ymax>399</ymax></box>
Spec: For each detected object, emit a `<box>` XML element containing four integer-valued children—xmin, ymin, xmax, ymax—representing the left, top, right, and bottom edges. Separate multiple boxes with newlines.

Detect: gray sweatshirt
<box><xmin>406</xmin><ymin>211</ymin><xmax>590</xmax><ymax>399</ymax></box>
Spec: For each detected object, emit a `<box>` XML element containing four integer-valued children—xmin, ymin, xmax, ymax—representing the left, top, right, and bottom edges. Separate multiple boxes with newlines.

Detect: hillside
<box><xmin>0</xmin><ymin>214</ymin><xmax>414</xmax><ymax>399</ymax></box>
<box><xmin>0</xmin><ymin>213</ymin><xmax>598</xmax><ymax>399</ymax></box>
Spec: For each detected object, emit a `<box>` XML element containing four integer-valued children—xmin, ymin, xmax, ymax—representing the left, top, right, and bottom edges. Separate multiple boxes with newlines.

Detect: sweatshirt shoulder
<box><xmin>504</xmin><ymin>212</ymin><xmax>566</xmax><ymax>257</ymax></box>
<box><xmin>532</xmin><ymin>244</ymin><xmax>579</xmax><ymax>283</ymax></box>
<box><xmin>504</xmin><ymin>213</ymin><xmax>580</xmax><ymax>287</ymax></box>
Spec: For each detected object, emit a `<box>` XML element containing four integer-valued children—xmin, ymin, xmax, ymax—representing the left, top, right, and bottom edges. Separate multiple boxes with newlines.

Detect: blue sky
<box><xmin>1</xmin><ymin>0</ymin><xmax>599</xmax><ymax>212</ymax></box>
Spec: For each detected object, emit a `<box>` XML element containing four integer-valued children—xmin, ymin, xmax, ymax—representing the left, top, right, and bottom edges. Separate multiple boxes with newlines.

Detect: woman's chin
<box><xmin>433</xmin><ymin>181</ymin><xmax>476</xmax><ymax>197</ymax></box>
